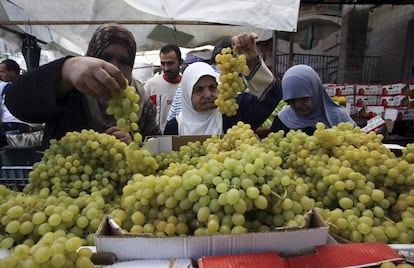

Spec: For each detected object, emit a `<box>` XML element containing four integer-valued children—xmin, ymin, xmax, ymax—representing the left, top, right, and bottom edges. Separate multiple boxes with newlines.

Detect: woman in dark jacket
<box><xmin>6</xmin><ymin>24</ymin><xmax>160</xmax><ymax>149</ymax></box>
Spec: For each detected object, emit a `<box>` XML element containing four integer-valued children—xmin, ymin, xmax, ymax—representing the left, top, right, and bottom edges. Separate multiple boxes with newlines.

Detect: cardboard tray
<box><xmin>144</xmin><ymin>135</ymin><xmax>214</xmax><ymax>155</ymax></box>
<box><xmin>95</xmin><ymin>209</ymin><xmax>329</xmax><ymax>262</ymax></box>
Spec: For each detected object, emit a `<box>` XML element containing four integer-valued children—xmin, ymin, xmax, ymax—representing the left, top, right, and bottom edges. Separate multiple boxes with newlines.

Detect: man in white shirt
<box><xmin>0</xmin><ymin>59</ymin><xmax>35</xmax><ymax>133</ymax></box>
<box><xmin>144</xmin><ymin>44</ymin><xmax>183</xmax><ymax>133</ymax></box>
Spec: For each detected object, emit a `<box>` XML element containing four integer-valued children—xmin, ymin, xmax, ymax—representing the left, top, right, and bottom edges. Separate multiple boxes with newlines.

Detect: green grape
<box><xmin>19</xmin><ymin>221</ymin><xmax>34</xmax><ymax>235</ymax></box>
<box><xmin>13</xmin><ymin>244</ymin><xmax>30</xmax><ymax>259</ymax></box>
<box><xmin>6</xmin><ymin>220</ymin><xmax>21</xmax><ymax>234</ymax></box>
<box><xmin>50</xmin><ymin>252</ymin><xmax>66</xmax><ymax>267</ymax></box>
<box><xmin>34</xmin><ymin>246</ymin><xmax>51</xmax><ymax>263</ymax></box>
<box><xmin>196</xmin><ymin>184</ymin><xmax>209</xmax><ymax>196</ymax></box>
<box><xmin>197</xmin><ymin>206</ymin><xmax>211</xmax><ymax>222</ymax></box>
<box><xmin>131</xmin><ymin>211</ymin><xmax>145</xmax><ymax>226</ymax></box>
<box><xmin>338</xmin><ymin>197</ymin><xmax>354</xmax><ymax>210</ymax></box>
<box><xmin>380</xmin><ymin>262</ymin><xmax>397</xmax><ymax>268</ymax></box>
<box><xmin>254</xmin><ymin>195</ymin><xmax>268</xmax><ymax>210</ymax></box>
<box><xmin>226</xmin><ymin>188</ymin><xmax>240</xmax><ymax>205</ymax></box>
<box><xmin>7</xmin><ymin>205</ymin><xmax>24</xmax><ymax>219</ymax></box>
<box><xmin>48</xmin><ymin>214</ymin><xmax>62</xmax><ymax>227</ymax></box>
<box><xmin>76</xmin><ymin>256</ymin><xmax>95</xmax><ymax>268</ymax></box>
<box><xmin>65</xmin><ymin>236</ymin><xmax>82</xmax><ymax>252</ymax></box>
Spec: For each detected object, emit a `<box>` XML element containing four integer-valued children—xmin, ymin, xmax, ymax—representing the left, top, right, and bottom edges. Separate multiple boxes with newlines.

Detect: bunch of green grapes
<box><xmin>0</xmin><ymin>184</ymin><xmax>108</xmax><ymax>249</ymax></box>
<box><xmin>25</xmin><ymin>130</ymin><xmax>133</xmax><ymax>201</ymax></box>
<box><xmin>0</xmin><ymin>230</ymin><xmax>94</xmax><ymax>268</ymax></box>
<box><xmin>125</xmin><ymin>133</ymin><xmax>159</xmax><ymax>175</ymax></box>
<box><xmin>214</xmin><ymin>47</ymin><xmax>249</xmax><ymax>116</ymax></box>
<box><xmin>154</xmin><ymin>140</ymin><xmax>208</xmax><ymax>172</ymax></box>
<box><xmin>203</xmin><ymin>122</ymin><xmax>259</xmax><ymax>154</ymax></box>
<box><xmin>260</xmin><ymin>122</ymin><xmax>414</xmax><ymax>244</ymax></box>
<box><xmin>0</xmin><ymin>129</ymin><xmax>140</xmax><ymax>256</ymax></box>
<box><xmin>106</xmin><ymin>82</ymin><xmax>140</xmax><ymax>133</ymax></box>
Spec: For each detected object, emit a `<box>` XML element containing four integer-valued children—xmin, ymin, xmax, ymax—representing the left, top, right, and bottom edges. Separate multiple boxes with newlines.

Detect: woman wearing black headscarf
<box><xmin>6</xmin><ymin>24</ymin><xmax>160</xmax><ymax>149</ymax></box>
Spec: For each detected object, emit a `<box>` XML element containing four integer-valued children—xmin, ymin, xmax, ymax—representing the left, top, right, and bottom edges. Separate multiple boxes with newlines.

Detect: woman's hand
<box><xmin>58</xmin><ymin>56</ymin><xmax>128</xmax><ymax>100</ymax></box>
<box><xmin>231</xmin><ymin>33</ymin><xmax>259</xmax><ymax>70</ymax></box>
<box><xmin>105</xmin><ymin>126</ymin><xmax>132</xmax><ymax>144</ymax></box>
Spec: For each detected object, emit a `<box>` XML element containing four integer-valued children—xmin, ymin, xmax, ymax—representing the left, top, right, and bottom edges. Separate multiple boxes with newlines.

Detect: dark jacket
<box><xmin>6</xmin><ymin>57</ymin><xmax>160</xmax><ymax>149</ymax></box>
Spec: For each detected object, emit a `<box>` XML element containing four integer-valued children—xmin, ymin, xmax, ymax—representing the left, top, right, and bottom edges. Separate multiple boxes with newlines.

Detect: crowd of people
<box><xmin>3</xmin><ymin>23</ymin><xmax>356</xmax><ymax>151</ymax></box>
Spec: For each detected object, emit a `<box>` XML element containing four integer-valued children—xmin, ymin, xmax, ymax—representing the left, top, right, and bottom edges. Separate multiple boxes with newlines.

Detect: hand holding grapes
<box><xmin>231</xmin><ymin>33</ymin><xmax>259</xmax><ymax>71</ymax></box>
<box><xmin>58</xmin><ymin>56</ymin><xmax>127</xmax><ymax>100</ymax></box>
<box><xmin>105</xmin><ymin>126</ymin><xmax>132</xmax><ymax>144</ymax></box>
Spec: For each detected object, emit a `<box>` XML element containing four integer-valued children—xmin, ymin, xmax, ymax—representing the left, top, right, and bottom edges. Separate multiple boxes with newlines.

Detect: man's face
<box><xmin>0</xmin><ymin>64</ymin><xmax>15</xmax><ymax>82</ymax></box>
<box><xmin>160</xmin><ymin>51</ymin><xmax>181</xmax><ymax>82</ymax></box>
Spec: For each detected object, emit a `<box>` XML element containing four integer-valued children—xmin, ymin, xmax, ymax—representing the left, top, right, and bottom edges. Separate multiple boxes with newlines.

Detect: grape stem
<box><xmin>270</xmin><ymin>191</ymin><xmax>282</xmax><ymax>199</ymax></box>
<box><xmin>270</xmin><ymin>189</ymin><xmax>287</xmax><ymax>206</ymax></box>
<box><xmin>384</xmin><ymin>215</ymin><xmax>396</xmax><ymax>224</ymax></box>
<box><xmin>168</xmin><ymin>257</ymin><xmax>176</xmax><ymax>268</ymax></box>
<box><xmin>325</xmin><ymin>221</ymin><xmax>339</xmax><ymax>233</ymax></box>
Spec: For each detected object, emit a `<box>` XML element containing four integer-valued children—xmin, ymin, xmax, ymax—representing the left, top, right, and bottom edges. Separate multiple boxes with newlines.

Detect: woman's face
<box><xmin>98</xmin><ymin>44</ymin><xmax>133</xmax><ymax>81</ymax></box>
<box><xmin>288</xmin><ymin>97</ymin><xmax>313</xmax><ymax>117</ymax></box>
<box><xmin>191</xmin><ymin>75</ymin><xmax>218</xmax><ymax>112</ymax></box>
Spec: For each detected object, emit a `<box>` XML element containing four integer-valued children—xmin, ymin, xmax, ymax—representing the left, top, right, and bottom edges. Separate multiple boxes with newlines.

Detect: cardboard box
<box><xmin>381</xmin><ymin>83</ymin><xmax>411</xmax><ymax>96</ymax></box>
<box><xmin>354</xmin><ymin>95</ymin><xmax>381</xmax><ymax>106</ymax></box>
<box><xmin>351</xmin><ymin>105</ymin><xmax>384</xmax><ymax>118</ymax></box>
<box><xmin>360</xmin><ymin>115</ymin><xmax>386</xmax><ymax>133</ymax></box>
<box><xmin>144</xmin><ymin>135</ymin><xmax>213</xmax><ymax>155</ymax></box>
<box><xmin>355</xmin><ymin>84</ymin><xmax>381</xmax><ymax>95</ymax></box>
<box><xmin>380</xmin><ymin>95</ymin><xmax>413</xmax><ymax>107</ymax></box>
<box><xmin>95</xmin><ymin>210</ymin><xmax>329</xmax><ymax>262</ymax></box>
<box><xmin>333</xmin><ymin>84</ymin><xmax>355</xmax><ymax>96</ymax></box>
<box><xmin>197</xmin><ymin>242</ymin><xmax>403</xmax><ymax>268</ymax></box>
<box><xmin>396</xmin><ymin>107</ymin><xmax>414</xmax><ymax>121</ymax></box>
<box><xmin>323</xmin><ymin>83</ymin><xmax>336</xmax><ymax>97</ymax></box>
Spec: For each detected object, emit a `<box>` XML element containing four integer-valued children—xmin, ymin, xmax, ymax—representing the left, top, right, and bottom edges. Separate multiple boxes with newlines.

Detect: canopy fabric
<box><xmin>0</xmin><ymin>0</ymin><xmax>300</xmax><ymax>58</ymax></box>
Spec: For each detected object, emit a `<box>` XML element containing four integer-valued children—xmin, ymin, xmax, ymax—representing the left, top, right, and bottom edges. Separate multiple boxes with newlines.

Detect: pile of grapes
<box><xmin>2</xmin><ymin>121</ymin><xmax>414</xmax><ymax>266</ymax></box>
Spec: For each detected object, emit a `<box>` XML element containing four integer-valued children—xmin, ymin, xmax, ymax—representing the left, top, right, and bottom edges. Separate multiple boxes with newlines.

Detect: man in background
<box><xmin>144</xmin><ymin>44</ymin><xmax>183</xmax><ymax>132</ymax></box>
<box><xmin>0</xmin><ymin>59</ymin><xmax>21</xmax><ymax>82</ymax></box>
<box><xmin>0</xmin><ymin>59</ymin><xmax>35</xmax><ymax>133</ymax></box>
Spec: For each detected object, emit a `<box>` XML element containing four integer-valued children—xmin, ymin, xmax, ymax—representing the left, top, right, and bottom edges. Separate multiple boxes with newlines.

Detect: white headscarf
<box><xmin>177</xmin><ymin>62</ymin><xmax>223</xmax><ymax>135</ymax></box>
<box><xmin>278</xmin><ymin>64</ymin><xmax>355</xmax><ymax>129</ymax></box>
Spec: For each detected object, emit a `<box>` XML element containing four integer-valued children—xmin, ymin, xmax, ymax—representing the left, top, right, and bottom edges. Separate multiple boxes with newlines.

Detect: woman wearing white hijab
<box><xmin>164</xmin><ymin>34</ymin><xmax>282</xmax><ymax>136</ymax></box>
<box><xmin>175</xmin><ymin>62</ymin><xmax>222</xmax><ymax>135</ymax></box>
<box><xmin>270</xmin><ymin>64</ymin><xmax>356</xmax><ymax>135</ymax></box>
